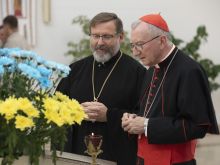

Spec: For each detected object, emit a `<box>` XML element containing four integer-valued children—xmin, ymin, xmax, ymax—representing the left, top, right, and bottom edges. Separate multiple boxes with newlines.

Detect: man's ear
<box><xmin>159</xmin><ymin>35</ymin><xmax>167</xmax><ymax>48</ymax></box>
<box><xmin>119</xmin><ymin>32</ymin><xmax>124</xmax><ymax>43</ymax></box>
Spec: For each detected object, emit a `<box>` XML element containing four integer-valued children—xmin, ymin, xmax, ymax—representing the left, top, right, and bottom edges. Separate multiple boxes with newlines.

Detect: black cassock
<box><xmin>138</xmin><ymin>47</ymin><xmax>219</xmax><ymax>165</ymax></box>
<box><xmin>57</xmin><ymin>51</ymin><xmax>146</xmax><ymax>165</ymax></box>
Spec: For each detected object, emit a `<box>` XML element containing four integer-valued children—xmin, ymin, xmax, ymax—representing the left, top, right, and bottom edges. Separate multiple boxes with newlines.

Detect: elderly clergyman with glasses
<box><xmin>56</xmin><ymin>12</ymin><xmax>146</xmax><ymax>165</ymax></box>
<box><xmin>122</xmin><ymin>13</ymin><xmax>219</xmax><ymax>165</ymax></box>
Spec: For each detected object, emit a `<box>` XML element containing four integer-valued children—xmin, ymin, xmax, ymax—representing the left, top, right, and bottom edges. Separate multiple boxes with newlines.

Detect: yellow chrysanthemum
<box><xmin>0</xmin><ymin>97</ymin><xmax>19</xmax><ymax>121</ymax></box>
<box><xmin>43</xmin><ymin>98</ymin><xmax>60</xmax><ymax>112</ymax></box>
<box><xmin>74</xmin><ymin>110</ymin><xmax>87</xmax><ymax>124</ymax></box>
<box><xmin>58</xmin><ymin>104</ymin><xmax>72</xmax><ymax>124</ymax></box>
<box><xmin>15</xmin><ymin>115</ymin><xmax>34</xmax><ymax>131</ymax></box>
<box><xmin>43</xmin><ymin>98</ymin><xmax>64</xmax><ymax>126</ymax></box>
<box><xmin>17</xmin><ymin>98</ymin><xmax>40</xmax><ymax>118</ymax></box>
<box><xmin>53</xmin><ymin>91</ymin><xmax>70</xmax><ymax>102</ymax></box>
<box><xmin>42</xmin><ymin>96</ymin><xmax>86</xmax><ymax>127</ymax></box>
<box><xmin>65</xmin><ymin>99</ymin><xmax>86</xmax><ymax>124</ymax></box>
<box><xmin>0</xmin><ymin>97</ymin><xmax>40</xmax><ymax>122</ymax></box>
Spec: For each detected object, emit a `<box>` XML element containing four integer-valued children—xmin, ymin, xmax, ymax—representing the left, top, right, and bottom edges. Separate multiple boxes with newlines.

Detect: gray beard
<box><xmin>92</xmin><ymin>44</ymin><xmax>120</xmax><ymax>63</ymax></box>
<box><xmin>93</xmin><ymin>52</ymin><xmax>112</xmax><ymax>63</ymax></box>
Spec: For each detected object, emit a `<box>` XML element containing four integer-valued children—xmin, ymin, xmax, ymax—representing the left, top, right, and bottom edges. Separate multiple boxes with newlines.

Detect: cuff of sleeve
<box><xmin>144</xmin><ymin>118</ymin><xmax>149</xmax><ymax>137</ymax></box>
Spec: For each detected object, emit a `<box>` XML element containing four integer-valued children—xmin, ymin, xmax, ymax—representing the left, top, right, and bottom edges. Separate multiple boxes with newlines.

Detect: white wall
<box><xmin>34</xmin><ymin>0</ymin><xmax>220</xmax><ymax>63</ymax></box>
<box><xmin>28</xmin><ymin>0</ymin><xmax>220</xmax><ymax>121</ymax></box>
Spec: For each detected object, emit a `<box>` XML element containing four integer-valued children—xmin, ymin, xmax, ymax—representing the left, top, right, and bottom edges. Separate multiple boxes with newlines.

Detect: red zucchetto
<box><xmin>139</xmin><ymin>13</ymin><xmax>169</xmax><ymax>32</ymax></box>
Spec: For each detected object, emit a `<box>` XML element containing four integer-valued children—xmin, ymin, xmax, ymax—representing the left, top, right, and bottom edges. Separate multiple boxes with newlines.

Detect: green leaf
<box><xmin>65</xmin><ymin>16</ymin><xmax>220</xmax><ymax>92</ymax></box>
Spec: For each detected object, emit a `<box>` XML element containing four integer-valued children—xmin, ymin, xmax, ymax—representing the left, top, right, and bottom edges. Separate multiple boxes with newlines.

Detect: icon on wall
<box><xmin>14</xmin><ymin>0</ymin><xmax>24</xmax><ymax>17</ymax></box>
<box><xmin>0</xmin><ymin>0</ymin><xmax>37</xmax><ymax>47</ymax></box>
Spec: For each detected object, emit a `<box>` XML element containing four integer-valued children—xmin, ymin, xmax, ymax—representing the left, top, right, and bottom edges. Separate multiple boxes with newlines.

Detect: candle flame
<box><xmin>91</xmin><ymin>132</ymin><xmax>94</xmax><ymax>136</ymax></box>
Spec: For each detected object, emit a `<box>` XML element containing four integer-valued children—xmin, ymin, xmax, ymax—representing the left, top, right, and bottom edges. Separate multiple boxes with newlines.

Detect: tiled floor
<box><xmin>196</xmin><ymin>135</ymin><xmax>220</xmax><ymax>165</ymax></box>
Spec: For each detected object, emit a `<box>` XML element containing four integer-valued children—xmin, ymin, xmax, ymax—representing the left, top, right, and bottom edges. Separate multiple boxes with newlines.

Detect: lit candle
<box><xmin>84</xmin><ymin>133</ymin><xmax>103</xmax><ymax>164</ymax></box>
<box><xmin>89</xmin><ymin>132</ymin><xmax>102</xmax><ymax>148</ymax></box>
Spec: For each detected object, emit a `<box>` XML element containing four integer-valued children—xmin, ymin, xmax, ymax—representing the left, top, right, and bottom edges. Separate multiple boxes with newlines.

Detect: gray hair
<box><xmin>131</xmin><ymin>20</ymin><xmax>172</xmax><ymax>44</ymax></box>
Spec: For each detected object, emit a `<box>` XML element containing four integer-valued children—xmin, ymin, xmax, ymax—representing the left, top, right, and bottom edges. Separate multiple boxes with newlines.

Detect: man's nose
<box><xmin>97</xmin><ymin>37</ymin><xmax>105</xmax><ymax>44</ymax></box>
<box><xmin>132</xmin><ymin>49</ymin><xmax>141</xmax><ymax>57</ymax></box>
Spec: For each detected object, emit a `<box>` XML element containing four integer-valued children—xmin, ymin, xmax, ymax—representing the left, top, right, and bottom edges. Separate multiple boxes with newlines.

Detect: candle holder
<box><xmin>84</xmin><ymin>133</ymin><xmax>103</xmax><ymax>165</ymax></box>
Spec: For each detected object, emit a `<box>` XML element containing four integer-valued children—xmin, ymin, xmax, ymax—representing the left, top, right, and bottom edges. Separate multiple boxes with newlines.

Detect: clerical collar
<box><xmin>95</xmin><ymin>51</ymin><xmax>121</xmax><ymax>67</ymax></box>
<box><xmin>160</xmin><ymin>44</ymin><xmax>175</xmax><ymax>63</ymax></box>
<box><xmin>158</xmin><ymin>45</ymin><xmax>177</xmax><ymax>68</ymax></box>
<box><xmin>144</xmin><ymin>45</ymin><xmax>175</xmax><ymax>70</ymax></box>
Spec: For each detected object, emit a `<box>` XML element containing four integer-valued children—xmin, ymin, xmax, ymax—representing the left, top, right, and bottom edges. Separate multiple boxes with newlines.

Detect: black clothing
<box><xmin>57</xmin><ymin>51</ymin><xmax>146</xmax><ymax>165</ymax></box>
<box><xmin>140</xmin><ymin>47</ymin><xmax>219</xmax><ymax>145</ymax></box>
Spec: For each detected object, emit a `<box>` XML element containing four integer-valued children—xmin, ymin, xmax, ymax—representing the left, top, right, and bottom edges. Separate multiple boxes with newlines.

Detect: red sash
<box><xmin>138</xmin><ymin>134</ymin><xmax>196</xmax><ymax>165</ymax></box>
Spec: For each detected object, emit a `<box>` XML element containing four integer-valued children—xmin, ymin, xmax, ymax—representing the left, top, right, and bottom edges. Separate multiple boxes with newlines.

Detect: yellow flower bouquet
<box><xmin>0</xmin><ymin>48</ymin><xmax>86</xmax><ymax>165</ymax></box>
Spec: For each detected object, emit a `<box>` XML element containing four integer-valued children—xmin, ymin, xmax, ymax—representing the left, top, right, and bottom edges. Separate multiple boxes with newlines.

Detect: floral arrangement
<box><xmin>0</xmin><ymin>48</ymin><xmax>86</xmax><ymax>165</ymax></box>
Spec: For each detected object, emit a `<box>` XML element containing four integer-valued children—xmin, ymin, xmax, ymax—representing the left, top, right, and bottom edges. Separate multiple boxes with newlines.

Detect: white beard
<box><xmin>93</xmin><ymin>52</ymin><xmax>112</xmax><ymax>63</ymax></box>
<box><xmin>92</xmin><ymin>44</ymin><xmax>120</xmax><ymax>63</ymax></box>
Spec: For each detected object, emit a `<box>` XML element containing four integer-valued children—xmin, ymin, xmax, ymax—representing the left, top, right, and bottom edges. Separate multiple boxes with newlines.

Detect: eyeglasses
<box><xmin>130</xmin><ymin>35</ymin><xmax>160</xmax><ymax>50</ymax></box>
<box><xmin>89</xmin><ymin>33</ymin><xmax>117</xmax><ymax>41</ymax></box>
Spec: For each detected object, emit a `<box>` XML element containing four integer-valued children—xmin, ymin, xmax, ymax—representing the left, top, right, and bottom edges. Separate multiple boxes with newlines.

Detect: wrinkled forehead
<box><xmin>131</xmin><ymin>23</ymin><xmax>150</xmax><ymax>41</ymax></box>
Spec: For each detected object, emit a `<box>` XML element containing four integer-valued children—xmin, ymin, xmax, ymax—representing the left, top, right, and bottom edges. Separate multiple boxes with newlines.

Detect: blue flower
<box><xmin>0</xmin><ymin>48</ymin><xmax>70</xmax><ymax>91</ymax></box>
<box><xmin>18</xmin><ymin>63</ymin><xmax>41</xmax><ymax>80</ymax></box>
<box><xmin>34</xmin><ymin>54</ymin><xmax>45</xmax><ymax>65</ymax></box>
<box><xmin>0</xmin><ymin>57</ymin><xmax>15</xmax><ymax>66</ymax></box>
<box><xmin>39</xmin><ymin>77</ymin><xmax>52</xmax><ymax>89</ymax></box>
<box><xmin>44</xmin><ymin>61</ymin><xmax>70</xmax><ymax>77</ymax></box>
<box><xmin>0</xmin><ymin>48</ymin><xmax>82</xmax><ymax>165</ymax></box>
<box><xmin>0</xmin><ymin>48</ymin><xmax>11</xmax><ymax>57</ymax></box>
<box><xmin>56</xmin><ymin>63</ymin><xmax>71</xmax><ymax>77</ymax></box>
<box><xmin>44</xmin><ymin>60</ymin><xmax>58</xmax><ymax>70</ymax></box>
<box><xmin>0</xmin><ymin>65</ymin><xmax>4</xmax><ymax>75</ymax></box>
<box><xmin>37</xmin><ymin>66</ymin><xmax>52</xmax><ymax>77</ymax></box>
